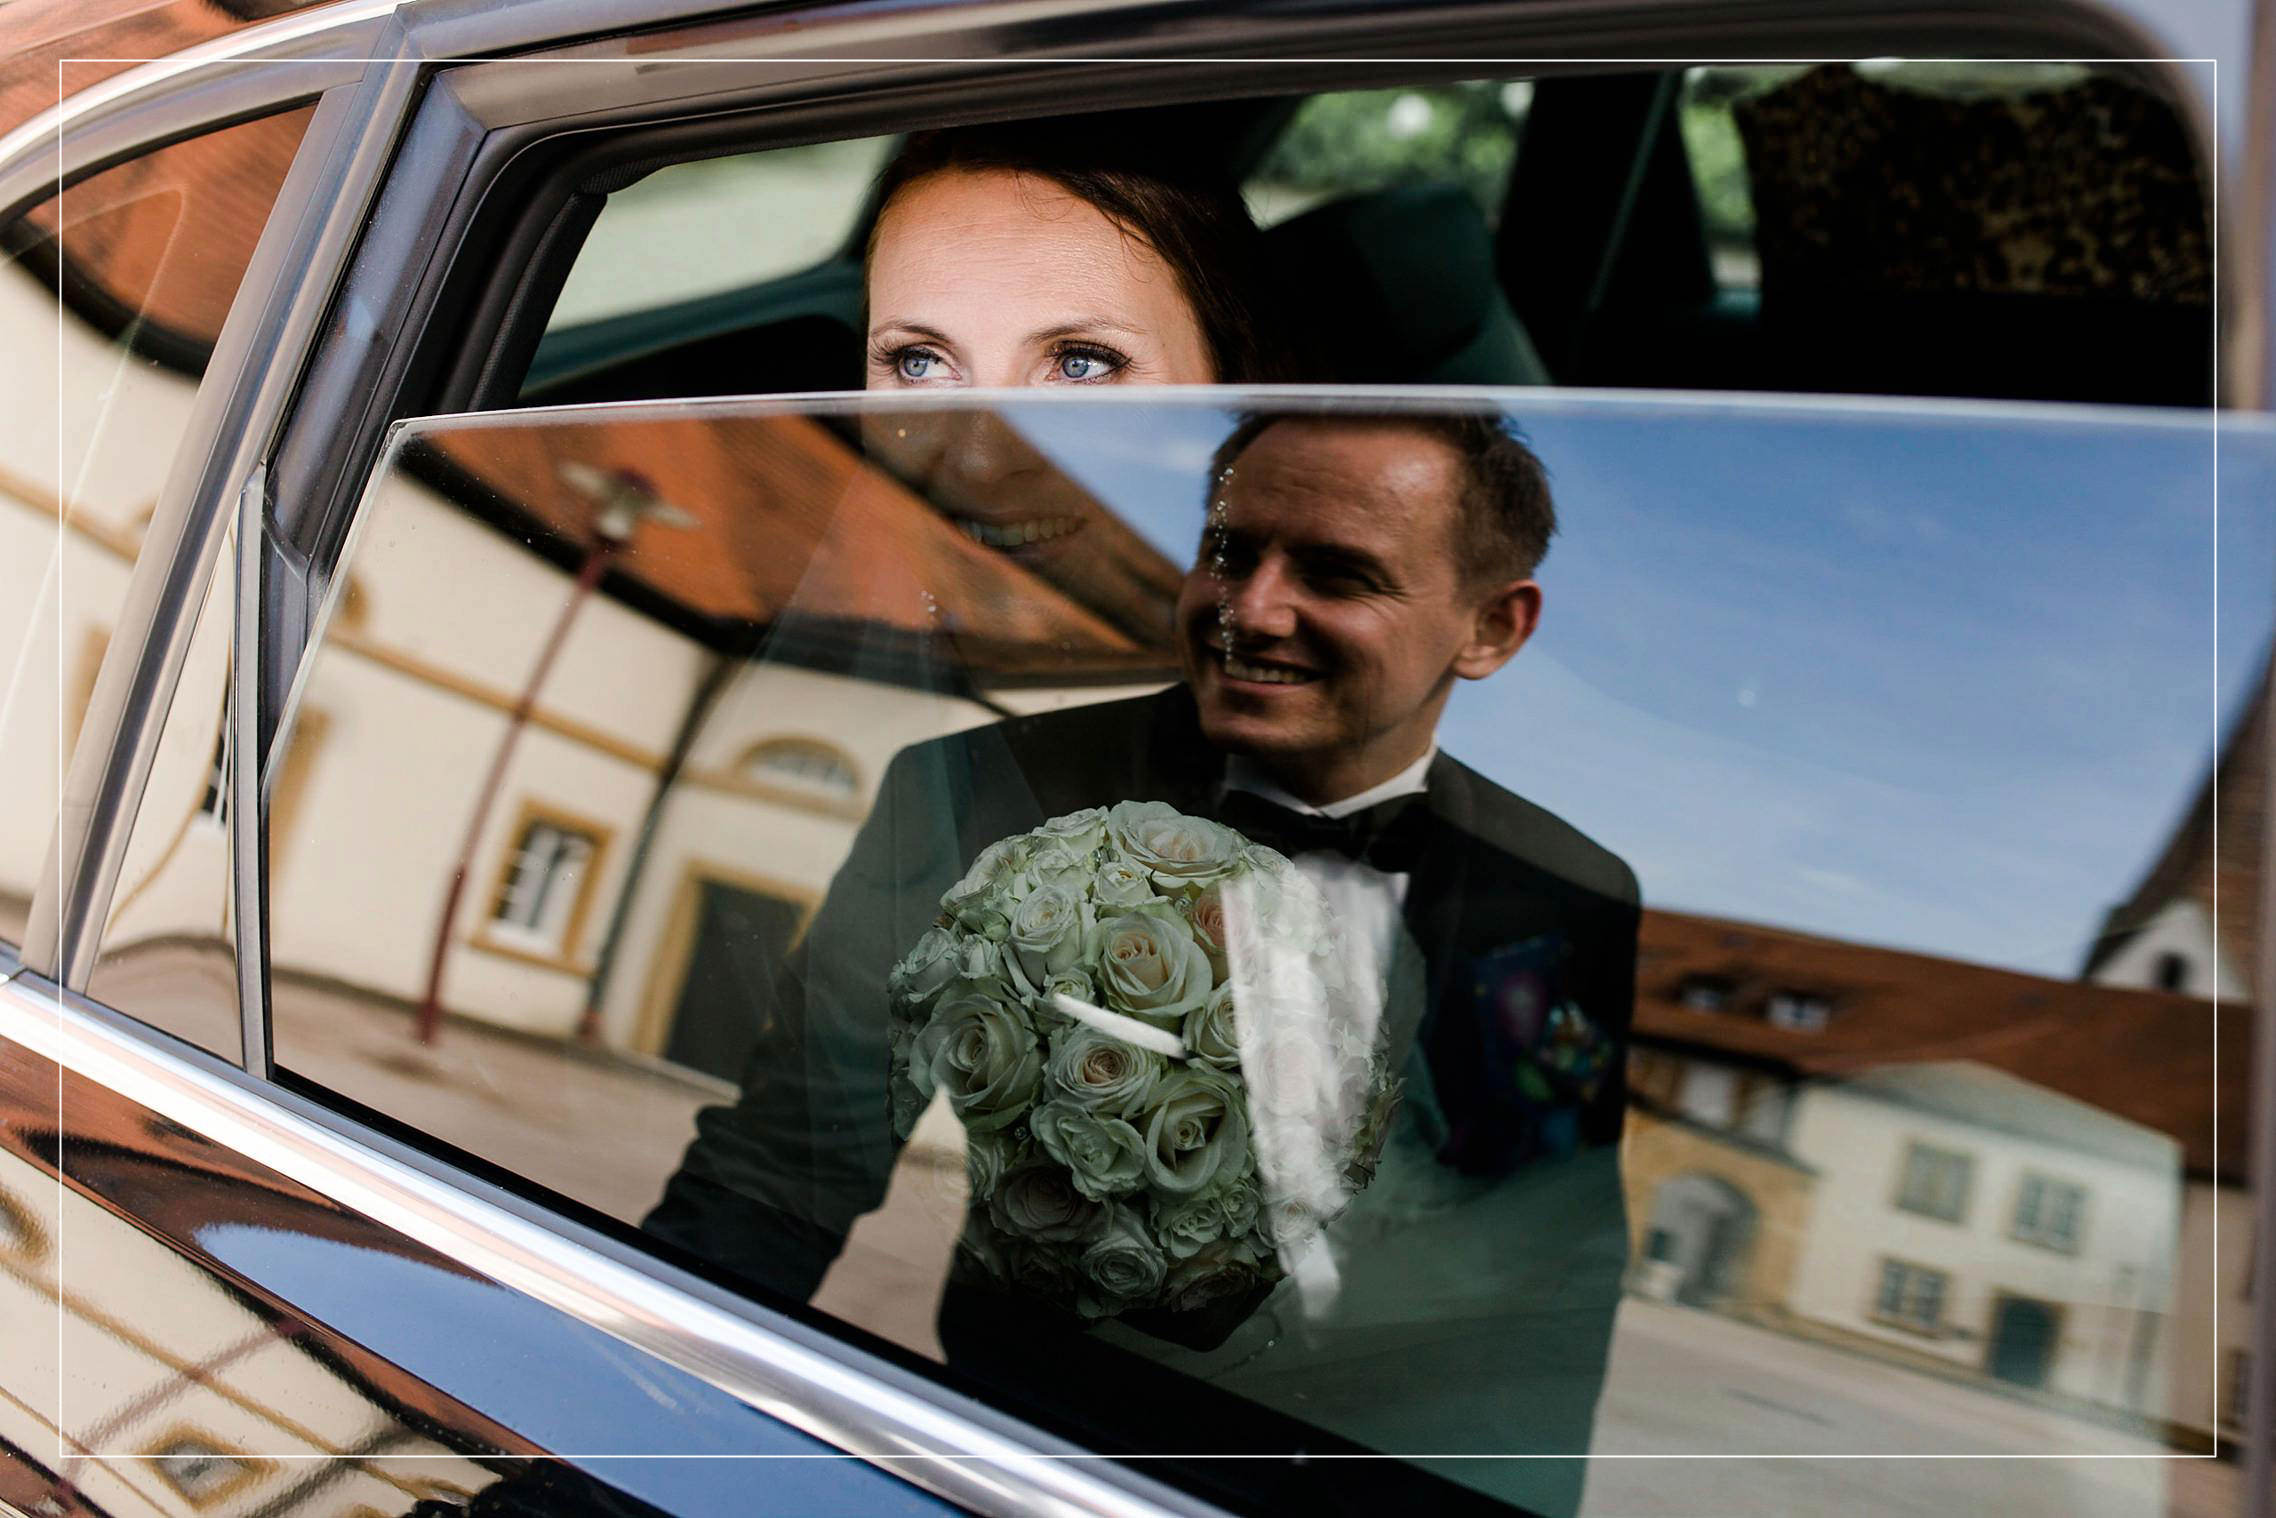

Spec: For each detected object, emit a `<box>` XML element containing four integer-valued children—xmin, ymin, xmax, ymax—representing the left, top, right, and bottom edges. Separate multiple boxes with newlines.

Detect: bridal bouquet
<box><xmin>887</xmin><ymin>800</ymin><xmax>1402</xmax><ymax>1322</ymax></box>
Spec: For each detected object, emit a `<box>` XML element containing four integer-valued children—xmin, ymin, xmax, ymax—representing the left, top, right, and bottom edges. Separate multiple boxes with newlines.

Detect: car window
<box><xmin>515</xmin><ymin>65</ymin><xmax>2210</xmax><ymax>410</ymax></box>
<box><xmin>1241</xmin><ymin>81</ymin><xmax>1528</xmax><ymax>228</ymax></box>
<box><xmin>265</xmin><ymin>387</ymin><xmax>2269</xmax><ymax>1515</ymax></box>
<box><xmin>0</xmin><ymin>105</ymin><xmax>313</xmax><ymax>973</ymax></box>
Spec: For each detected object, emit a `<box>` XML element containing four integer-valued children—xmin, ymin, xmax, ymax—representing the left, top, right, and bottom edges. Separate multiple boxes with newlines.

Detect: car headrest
<box><xmin>1263</xmin><ymin>182</ymin><xmax>1550</xmax><ymax>386</ymax></box>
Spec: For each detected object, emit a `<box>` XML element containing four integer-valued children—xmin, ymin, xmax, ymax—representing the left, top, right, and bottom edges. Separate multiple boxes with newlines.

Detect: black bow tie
<box><xmin>1217</xmin><ymin>789</ymin><xmax>1432</xmax><ymax>872</ymax></box>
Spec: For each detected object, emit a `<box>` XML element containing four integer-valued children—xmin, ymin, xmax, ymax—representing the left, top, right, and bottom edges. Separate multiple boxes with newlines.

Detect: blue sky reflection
<box><xmin>1016</xmin><ymin>395</ymin><xmax>2271</xmax><ymax>978</ymax></box>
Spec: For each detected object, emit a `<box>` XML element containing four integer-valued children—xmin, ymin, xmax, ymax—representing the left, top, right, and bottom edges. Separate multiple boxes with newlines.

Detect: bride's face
<box><xmin>864</xmin><ymin>167</ymin><xmax>1216</xmax><ymax>389</ymax></box>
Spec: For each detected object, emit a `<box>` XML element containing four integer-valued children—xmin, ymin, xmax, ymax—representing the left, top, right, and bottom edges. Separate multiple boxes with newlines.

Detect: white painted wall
<box><xmin>1785</xmin><ymin>1069</ymin><xmax>2182</xmax><ymax>1415</ymax></box>
<box><xmin>0</xmin><ymin>261</ymin><xmax>201</xmax><ymax>908</ymax></box>
<box><xmin>2088</xmin><ymin>898</ymin><xmax>2245</xmax><ymax>1001</ymax></box>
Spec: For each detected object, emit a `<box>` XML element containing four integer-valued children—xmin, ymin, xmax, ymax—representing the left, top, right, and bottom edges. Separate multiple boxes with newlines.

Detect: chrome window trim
<box><xmin>0</xmin><ymin>968</ymin><xmax>1218</xmax><ymax>1518</ymax></box>
<box><xmin>0</xmin><ymin>0</ymin><xmax>402</xmax><ymax>226</ymax></box>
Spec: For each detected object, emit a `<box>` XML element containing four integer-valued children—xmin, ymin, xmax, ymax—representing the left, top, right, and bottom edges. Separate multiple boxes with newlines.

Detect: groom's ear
<box><xmin>1452</xmin><ymin>578</ymin><xmax>1541</xmax><ymax>681</ymax></box>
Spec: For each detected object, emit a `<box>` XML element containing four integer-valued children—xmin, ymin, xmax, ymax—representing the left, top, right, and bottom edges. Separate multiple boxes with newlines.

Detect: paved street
<box><xmin>1583</xmin><ymin>1300</ymin><xmax>2235</xmax><ymax>1518</ymax></box>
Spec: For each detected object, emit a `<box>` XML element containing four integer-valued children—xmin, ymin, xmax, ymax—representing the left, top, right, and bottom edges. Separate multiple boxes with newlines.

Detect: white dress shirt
<box><xmin>1216</xmin><ymin>747</ymin><xmax>1436</xmax><ymax>1319</ymax></box>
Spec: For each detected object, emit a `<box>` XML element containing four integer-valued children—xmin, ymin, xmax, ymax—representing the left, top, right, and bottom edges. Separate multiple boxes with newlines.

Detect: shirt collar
<box><xmin>1221</xmin><ymin>745</ymin><xmax>1437</xmax><ymax>821</ymax></box>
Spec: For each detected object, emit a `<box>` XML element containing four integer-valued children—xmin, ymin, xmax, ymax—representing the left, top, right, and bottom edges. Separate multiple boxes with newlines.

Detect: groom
<box><xmin>646</xmin><ymin>410</ymin><xmax>1639</xmax><ymax>1515</ymax></box>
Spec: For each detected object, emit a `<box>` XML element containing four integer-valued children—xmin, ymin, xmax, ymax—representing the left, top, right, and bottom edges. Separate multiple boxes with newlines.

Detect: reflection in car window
<box><xmin>268</xmin><ymin>389</ymin><xmax>2268</xmax><ymax>1515</ymax></box>
<box><xmin>0</xmin><ymin>105</ymin><xmax>312</xmax><ymax>971</ymax></box>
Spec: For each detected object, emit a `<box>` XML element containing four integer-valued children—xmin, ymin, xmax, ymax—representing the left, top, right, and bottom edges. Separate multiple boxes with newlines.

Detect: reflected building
<box><xmin>1622</xmin><ymin>731</ymin><xmax>2250</xmax><ymax>1450</ymax></box>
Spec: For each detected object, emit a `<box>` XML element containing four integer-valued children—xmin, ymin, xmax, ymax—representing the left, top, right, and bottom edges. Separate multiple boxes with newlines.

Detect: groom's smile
<box><xmin>1174</xmin><ymin>416</ymin><xmax>1539</xmax><ymax>806</ymax></box>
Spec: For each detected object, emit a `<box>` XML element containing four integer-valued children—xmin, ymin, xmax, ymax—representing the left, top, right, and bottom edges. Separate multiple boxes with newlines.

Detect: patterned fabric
<box><xmin>1734</xmin><ymin>65</ymin><xmax>2211</xmax><ymax>304</ymax></box>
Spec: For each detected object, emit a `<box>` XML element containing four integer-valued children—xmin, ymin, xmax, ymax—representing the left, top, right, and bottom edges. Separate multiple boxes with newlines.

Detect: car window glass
<box><xmin>1674</xmin><ymin>65</ymin><xmax>1793</xmax><ymax>291</ymax></box>
<box><xmin>85</xmin><ymin>520</ymin><xmax>239</xmax><ymax>1057</ymax></box>
<box><xmin>521</xmin><ymin>135</ymin><xmax>895</xmax><ymax>403</ymax></box>
<box><xmin>520</xmin><ymin>63</ymin><xmax>2208</xmax><ymax>410</ymax></box>
<box><xmin>548</xmin><ymin>135</ymin><xmax>896</xmax><ymax>329</ymax></box>
<box><xmin>268</xmin><ymin>389</ymin><xmax>2268</xmax><ymax>1516</ymax></box>
<box><xmin>0</xmin><ymin>104</ymin><xmax>313</xmax><ymax>966</ymax></box>
<box><xmin>1241</xmin><ymin>81</ymin><xmax>1528</xmax><ymax>228</ymax></box>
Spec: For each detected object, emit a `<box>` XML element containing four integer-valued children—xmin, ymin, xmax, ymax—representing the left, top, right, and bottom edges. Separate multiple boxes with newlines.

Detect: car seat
<box><xmin>1263</xmin><ymin>182</ymin><xmax>1551</xmax><ymax>386</ymax></box>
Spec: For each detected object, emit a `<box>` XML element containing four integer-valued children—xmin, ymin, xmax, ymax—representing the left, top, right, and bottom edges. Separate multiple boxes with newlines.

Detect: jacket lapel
<box><xmin>1403</xmin><ymin>752</ymin><xmax>1477</xmax><ymax>1023</ymax></box>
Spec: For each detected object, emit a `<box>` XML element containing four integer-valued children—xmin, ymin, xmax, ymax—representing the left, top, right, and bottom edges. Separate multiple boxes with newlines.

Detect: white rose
<box><xmin>941</xmin><ymin>838</ymin><xmax>1027</xmax><ymax>937</ymax></box>
<box><xmin>1107</xmin><ymin>800</ymin><xmax>1244</xmax><ymax>890</ymax></box>
<box><xmin>1184</xmin><ymin>884</ymin><xmax>1232</xmax><ymax>975</ymax></box>
<box><xmin>1007</xmin><ymin>882</ymin><xmax>1092</xmax><ymax>987</ymax></box>
<box><xmin>1096</xmin><ymin>908</ymin><xmax>1217</xmax><ymax>1026</ymax></box>
<box><xmin>1182</xmin><ymin>982</ymin><xmax>1241</xmax><ymax>1070</ymax></box>
<box><xmin>888</xmin><ymin>925</ymin><xmax>963</xmax><ymax>1007</ymax></box>
<box><xmin>911</xmin><ymin>989</ymin><xmax>1044</xmax><ymax>1131</ymax></box>
<box><xmin>1035</xmin><ymin>807</ymin><xmax>1109</xmax><ymax>856</ymax></box>
<box><xmin>1090</xmin><ymin>854</ymin><xmax>1161</xmax><ymax>909</ymax></box>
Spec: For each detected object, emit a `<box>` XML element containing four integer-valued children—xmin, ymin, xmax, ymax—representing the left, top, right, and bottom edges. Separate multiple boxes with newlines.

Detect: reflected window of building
<box><xmin>1680</xmin><ymin>1062</ymin><xmax>1740</xmax><ymax>1127</ymax></box>
<box><xmin>2152</xmin><ymin>951</ymin><xmax>2190</xmax><ymax>992</ymax></box>
<box><xmin>2010</xmin><ymin>1173</ymin><xmax>2087</xmax><ymax>1253</ymax></box>
<box><xmin>488</xmin><ymin>813</ymin><xmax>601</xmax><ymax>954</ymax></box>
<box><xmin>1874</xmin><ymin>1258</ymin><xmax>1950</xmax><ymax>1334</ymax></box>
<box><xmin>196</xmin><ymin>703</ymin><xmax>228</xmax><ymax>825</ymax></box>
<box><xmin>742</xmin><ymin>737</ymin><xmax>861</xmax><ymax>806</ymax></box>
<box><xmin>1764</xmin><ymin>989</ymin><xmax>1830</xmax><ymax>1031</ymax></box>
<box><xmin>1678</xmin><ymin>974</ymin><xmax>1734</xmax><ymax>1011</ymax></box>
<box><xmin>1894</xmin><ymin>1141</ymin><xmax>1973</xmax><ymax>1223</ymax></box>
<box><xmin>147</xmin><ymin>1431</ymin><xmax>266</xmax><ymax>1505</ymax></box>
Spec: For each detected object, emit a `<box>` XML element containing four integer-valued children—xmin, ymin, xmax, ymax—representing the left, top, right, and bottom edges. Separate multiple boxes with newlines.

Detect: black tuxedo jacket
<box><xmin>644</xmin><ymin>687</ymin><xmax>1640</xmax><ymax>1511</ymax></box>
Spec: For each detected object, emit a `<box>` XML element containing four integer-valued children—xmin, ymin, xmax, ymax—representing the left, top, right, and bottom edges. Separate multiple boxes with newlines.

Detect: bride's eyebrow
<box><xmin>867</xmin><ymin>320</ymin><xmax>953</xmax><ymax>344</ymax></box>
<box><xmin>1024</xmin><ymin>319</ymin><xmax>1145</xmax><ymax>345</ymax></box>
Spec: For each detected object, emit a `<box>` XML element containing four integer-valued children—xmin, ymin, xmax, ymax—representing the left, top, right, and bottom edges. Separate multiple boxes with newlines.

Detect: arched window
<box><xmin>739</xmin><ymin>737</ymin><xmax>861</xmax><ymax>803</ymax></box>
<box><xmin>2152</xmin><ymin>951</ymin><xmax>2190</xmax><ymax>992</ymax></box>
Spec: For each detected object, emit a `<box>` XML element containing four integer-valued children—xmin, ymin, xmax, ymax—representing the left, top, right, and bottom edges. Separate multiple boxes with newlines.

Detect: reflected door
<box><xmin>664</xmin><ymin>882</ymin><xmax>803</xmax><ymax>1082</ymax></box>
<box><xmin>1987</xmin><ymin>1296</ymin><xmax>2061</xmax><ymax>1388</ymax></box>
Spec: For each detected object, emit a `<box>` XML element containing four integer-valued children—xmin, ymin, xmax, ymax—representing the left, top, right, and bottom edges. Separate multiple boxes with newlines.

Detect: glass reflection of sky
<box><xmin>1016</xmin><ymin>396</ymin><xmax>2272</xmax><ymax>978</ymax></box>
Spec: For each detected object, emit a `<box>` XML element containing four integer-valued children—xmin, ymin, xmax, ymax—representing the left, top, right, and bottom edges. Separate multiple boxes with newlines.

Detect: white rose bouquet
<box><xmin>887</xmin><ymin>800</ymin><xmax>1402</xmax><ymax>1323</ymax></box>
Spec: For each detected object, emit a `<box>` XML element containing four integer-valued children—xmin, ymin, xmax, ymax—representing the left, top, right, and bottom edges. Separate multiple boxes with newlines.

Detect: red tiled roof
<box><xmin>0</xmin><ymin>2</ymin><xmax>337</xmax><ymax>139</ymax></box>
<box><xmin>17</xmin><ymin>103</ymin><xmax>315</xmax><ymax>350</ymax></box>
<box><xmin>422</xmin><ymin>412</ymin><xmax>1184</xmax><ymax>678</ymax></box>
<box><xmin>1636</xmin><ymin>908</ymin><xmax>2245</xmax><ymax>1180</ymax></box>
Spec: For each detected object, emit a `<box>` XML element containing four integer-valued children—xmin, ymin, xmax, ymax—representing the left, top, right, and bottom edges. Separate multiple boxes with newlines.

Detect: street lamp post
<box><xmin>412</xmin><ymin>466</ymin><xmax>690</xmax><ymax>1047</ymax></box>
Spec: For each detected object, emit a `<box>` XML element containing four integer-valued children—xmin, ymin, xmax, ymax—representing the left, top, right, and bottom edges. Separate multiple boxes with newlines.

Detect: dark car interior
<box><xmin>513</xmin><ymin>65</ymin><xmax>2214</xmax><ymax>413</ymax></box>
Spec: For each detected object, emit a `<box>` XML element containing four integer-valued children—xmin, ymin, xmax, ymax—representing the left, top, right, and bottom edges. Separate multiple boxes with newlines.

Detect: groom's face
<box><xmin>1175</xmin><ymin>418</ymin><xmax>1513</xmax><ymax>803</ymax></box>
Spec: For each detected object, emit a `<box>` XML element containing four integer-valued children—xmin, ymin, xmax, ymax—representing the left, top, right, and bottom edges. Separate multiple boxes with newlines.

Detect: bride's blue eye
<box><xmin>1053</xmin><ymin>346</ymin><xmax>1124</xmax><ymax>383</ymax></box>
<box><xmin>896</xmin><ymin>348</ymin><xmax>942</xmax><ymax>381</ymax></box>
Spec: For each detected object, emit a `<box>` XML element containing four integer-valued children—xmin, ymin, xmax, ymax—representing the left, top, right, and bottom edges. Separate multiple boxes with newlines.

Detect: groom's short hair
<box><xmin>1206</xmin><ymin>410</ymin><xmax>1556</xmax><ymax>584</ymax></box>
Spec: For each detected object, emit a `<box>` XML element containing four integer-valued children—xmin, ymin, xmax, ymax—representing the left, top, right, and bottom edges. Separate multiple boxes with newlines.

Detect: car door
<box><xmin>3</xmin><ymin>2</ymin><xmax>2271</xmax><ymax>1518</ymax></box>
